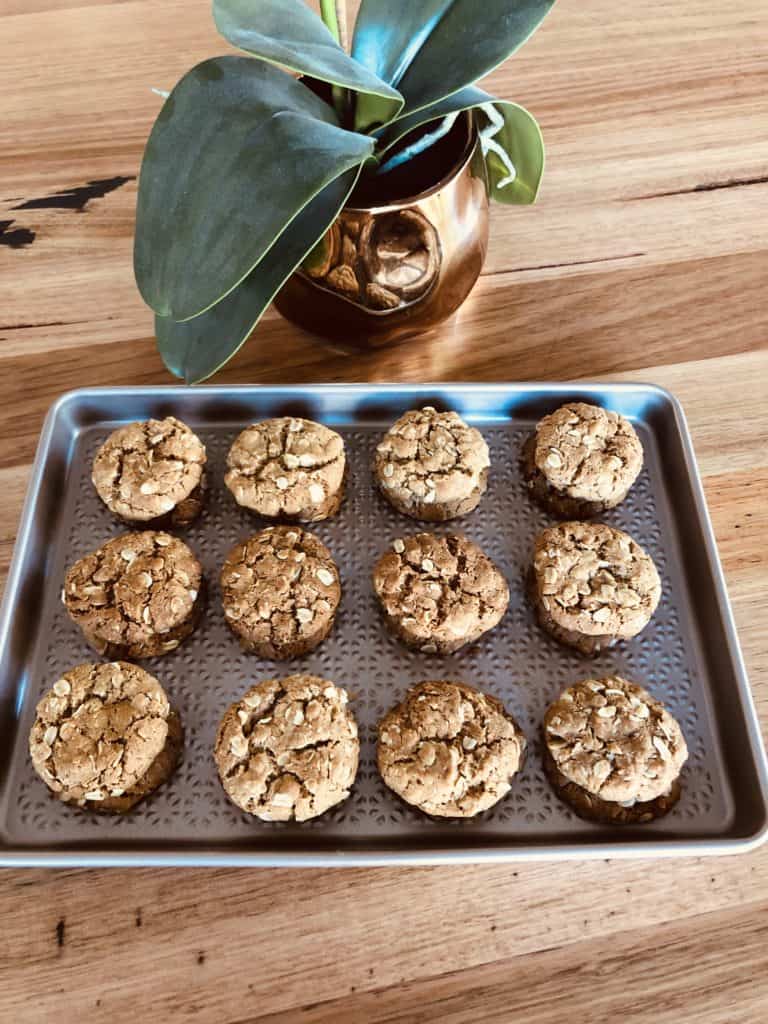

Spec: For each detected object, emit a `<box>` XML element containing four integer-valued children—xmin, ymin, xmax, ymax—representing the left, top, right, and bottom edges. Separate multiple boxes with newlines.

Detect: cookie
<box><xmin>224</xmin><ymin>417</ymin><xmax>345</xmax><ymax>522</ymax></box>
<box><xmin>543</xmin><ymin>676</ymin><xmax>687</xmax><ymax>824</ymax></box>
<box><xmin>372</xmin><ymin>533</ymin><xmax>509</xmax><ymax>654</ymax></box>
<box><xmin>28</xmin><ymin>661</ymin><xmax>182</xmax><ymax>813</ymax></box>
<box><xmin>374</xmin><ymin>407</ymin><xmax>489</xmax><ymax>521</ymax></box>
<box><xmin>523</xmin><ymin>402</ymin><xmax>643</xmax><ymax>518</ymax></box>
<box><xmin>529</xmin><ymin>521</ymin><xmax>661</xmax><ymax>655</ymax></box>
<box><xmin>92</xmin><ymin>416</ymin><xmax>207</xmax><ymax>526</ymax></box>
<box><xmin>377</xmin><ymin>681</ymin><xmax>526</xmax><ymax>818</ymax></box>
<box><xmin>96</xmin><ymin>709</ymin><xmax>183</xmax><ymax>813</ymax></box>
<box><xmin>214</xmin><ymin>675</ymin><xmax>359</xmax><ymax>822</ymax></box>
<box><xmin>220</xmin><ymin>526</ymin><xmax>341</xmax><ymax>659</ymax></box>
<box><xmin>63</xmin><ymin>531</ymin><xmax>204</xmax><ymax>659</ymax></box>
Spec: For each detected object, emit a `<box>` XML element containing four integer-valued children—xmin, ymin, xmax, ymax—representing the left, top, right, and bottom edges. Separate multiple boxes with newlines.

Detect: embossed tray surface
<box><xmin>0</xmin><ymin>384</ymin><xmax>765</xmax><ymax>866</ymax></box>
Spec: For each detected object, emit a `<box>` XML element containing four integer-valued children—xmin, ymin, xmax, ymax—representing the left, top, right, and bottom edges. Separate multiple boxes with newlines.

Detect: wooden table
<box><xmin>2</xmin><ymin>1</ymin><xmax>767</xmax><ymax>1020</ymax></box>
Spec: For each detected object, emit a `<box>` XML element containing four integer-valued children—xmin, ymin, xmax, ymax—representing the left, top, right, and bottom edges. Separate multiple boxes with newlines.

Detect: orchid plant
<box><xmin>134</xmin><ymin>0</ymin><xmax>556</xmax><ymax>382</ymax></box>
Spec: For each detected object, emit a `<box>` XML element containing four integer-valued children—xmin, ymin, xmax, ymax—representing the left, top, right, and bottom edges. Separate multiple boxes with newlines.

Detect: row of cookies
<box><xmin>90</xmin><ymin>407</ymin><xmax>487</xmax><ymax>528</ymax></box>
<box><xmin>90</xmin><ymin>401</ymin><xmax>643</xmax><ymax>529</ymax></box>
<box><xmin>519</xmin><ymin>405</ymin><xmax>688</xmax><ymax>818</ymax></box>
<box><xmin>59</xmin><ymin>527</ymin><xmax>343</xmax><ymax>660</ymax></box>
<box><xmin>59</xmin><ymin>519</ymin><xmax>661</xmax><ymax>663</ymax></box>
<box><xmin>375</xmin><ymin>521</ymin><xmax>661</xmax><ymax>656</ymax></box>
<box><xmin>29</xmin><ymin>667</ymin><xmax>687</xmax><ymax>826</ymax></box>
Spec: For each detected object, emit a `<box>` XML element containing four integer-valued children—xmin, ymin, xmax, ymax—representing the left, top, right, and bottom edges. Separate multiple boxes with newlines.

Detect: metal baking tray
<box><xmin>0</xmin><ymin>384</ymin><xmax>765</xmax><ymax>866</ymax></box>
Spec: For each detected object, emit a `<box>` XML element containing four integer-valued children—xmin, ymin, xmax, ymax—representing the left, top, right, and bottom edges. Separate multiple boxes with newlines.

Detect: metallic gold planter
<box><xmin>274</xmin><ymin>114</ymin><xmax>489</xmax><ymax>345</ymax></box>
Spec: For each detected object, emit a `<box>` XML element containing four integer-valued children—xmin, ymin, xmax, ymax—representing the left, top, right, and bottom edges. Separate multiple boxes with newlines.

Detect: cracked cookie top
<box><xmin>214</xmin><ymin>674</ymin><xmax>359</xmax><ymax>821</ymax></box>
<box><xmin>532</xmin><ymin>522</ymin><xmax>661</xmax><ymax>638</ymax></box>
<box><xmin>63</xmin><ymin>531</ymin><xmax>202</xmax><ymax>653</ymax></box>
<box><xmin>377</xmin><ymin>681</ymin><xmax>526</xmax><ymax>817</ymax></box>
<box><xmin>220</xmin><ymin>527</ymin><xmax>341</xmax><ymax>652</ymax></box>
<box><xmin>373</xmin><ymin>533</ymin><xmax>508</xmax><ymax>652</ymax></box>
<box><xmin>544</xmin><ymin>676</ymin><xmax>687</xmax><ymax>803</ymax></box>
<box><xmin>533</xmin><ymin>403</ymin><xmax>643</xmax><ymax>502</ymax></box>
<box><xmin>224</xmin><ymin>417</ymin><xmax>345</xmax><ymax>521</ymax></box>
<box><xmin>374</xmin><ymin>407</ymin><xmax>489</xmax><ymax>513</ymax></box>
<box><xmin>29</xmin><ymin>661</ymin><xmax>172</xmax><ymax>804</ymax></box>
<box><xmin>92</xmin><ymin>417</ymin><xmax>206</xmax><ymax>521</ymax></box>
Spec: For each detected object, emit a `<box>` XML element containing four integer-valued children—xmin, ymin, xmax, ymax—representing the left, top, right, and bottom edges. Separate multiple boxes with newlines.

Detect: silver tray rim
<box><xmin>1</xmin><ymin>381</ymin><xmax>766</xmax><ymax>867</ymax></box>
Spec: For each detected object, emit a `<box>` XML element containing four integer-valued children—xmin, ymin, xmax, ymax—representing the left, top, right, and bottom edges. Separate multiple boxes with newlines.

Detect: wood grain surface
<box><xmin>1</xmin><ymin>1</ymin><xmax>767</xmax><ymax>1021</ymax></box>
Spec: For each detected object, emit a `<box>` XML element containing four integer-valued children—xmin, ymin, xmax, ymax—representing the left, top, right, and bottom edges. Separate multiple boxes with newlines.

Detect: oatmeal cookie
<box><xmin>220</xmin><ymin>526</ymin><xmax>341</xmax><ymax>659</ymax></box>
<box><xmin>530</xmin><ymin>522</ymin><xmax>661</xmax><ymax>654</ymax></box>
<box><xmin>63</xmin><ymin>531</ymin><xmax>204</xmax><ymax>659</ymax></box>
<box><xmin>29</xmin><ymin>661</ymin><xmax>182</xmax><ymax>813</ymax></box>
<box><xmin>374</xmin><ymin>407</ymin><xmax>489</xmax><ymax>521</ymax></box>
<box><xmin>92</xmin><ymin>416</ymin><xmax>207</xmax><ymax>526</ymax></box>
<box><xmin>543</xmin><ymin>675</ymin><xmax>687</xmax><ymax>823</ymax></box>
<box><xmin>214</xmin><ymin>674</ymin><xmax>359</xmax><ymax>821</ymax></box>
<box><xmin>377</xmin><ymin>681</ymin><xmax>526</xmax><ymax>817</ymax></box>
<box><xmin>225</xmin><ymin>417</ymin><xmax>345</xmax><ymax>522</ymax></box>
<box><xmin>523</xmin><ymin>402</ymin><xmax>643</xmax><ymax>518</ymax></box>
<box><xmin>373</xmin><ymin>533</ymin><xmax>509</xmax><ymax>654</ymax></box>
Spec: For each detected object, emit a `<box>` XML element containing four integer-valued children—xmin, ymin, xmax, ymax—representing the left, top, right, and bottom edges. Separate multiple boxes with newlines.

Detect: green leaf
<box><xmin>155</xmin><ymin>168</ymin><xmax>361</xmax><ymax>384</ymax></box>
<box><xmin>352</xmin><ymin>0</ymin><xmax>555</xmax><ymax>119</ymax></box>
<box><xmin>352</xmin><ymin>1</ymin><xmax>454</xmax><ymax>87</ymax></box>
<box><xmin>378</xmin><ymin>87</ymin><xmax>544</xmax><ymax>203</ymax></box>
<box><xmin>134</xmin><ymin>56</ymin><xmax>374</xmax><ymax>321</ymax></box>
<box><xmin>213</xmin><ymin>0</ymin><xmax>402</xmax><ymax>131</ymax></box>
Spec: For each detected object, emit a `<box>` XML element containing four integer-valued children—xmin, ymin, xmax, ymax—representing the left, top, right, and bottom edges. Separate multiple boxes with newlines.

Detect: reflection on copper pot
<box><xmin>275</xmin><ymin>113</ymin><xmax>489</xmax><ymax>346</ymax></box>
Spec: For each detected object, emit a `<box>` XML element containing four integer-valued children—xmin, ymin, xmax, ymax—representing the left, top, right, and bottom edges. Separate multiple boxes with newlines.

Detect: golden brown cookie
<box><xmin>529</xmin><ymin>522</ymin><xmax>661</xmax><ymax>654</ymax></box>
<box><xmin>29</xmin><ymin>661</ymin><xmax>182</xmax><ymax>813</ymax></box>
<box><xmin>373</xmin><ymin>533</ymin><xmax>508</xmax><ymax>654</ymax></box>
<box><xmin>374</xmin><ymin>407</ymin><xmax>489</xmax><ymax>521</ymax></box>
<box><xmin>214</xmin><ymin>675</ymin><xmax>359</xmax><ymax>822</ymax></box>
<box><xmin>224</xmin><ymin>417</ymin><xmax>345</xmax><ymax>522</ymax></box>
<box><xmin>543</xmin><ymin>676</ymin><xmax>687</xmax><ymax>824</ymax></box>
<box><xmin>92</xmin><ymin>416</ymin><xmax>207</xmax><ymax>526</ymax></box>
<box><xmin>96</xmin><ymin>709</ymin><xmax>183</xmax><ymax>813</ymax></box>
<box><xmin>523</xmin><ymin>402</ymin><xmax>643</xmax><ymax>518</ymax></box>
<box><xmin>377</xmin><ymin>681</ymin><xmax>526</xmax><ymax>818</ymax></box>
<box><xmin>220</xmin><ymin>526</ymin><xmax>341</xmax><ymax>659</ymax></box>
<box><xmin>63</xmin><ymin>531</ymin><xmax>204</xmax><ymax>659</ymax></box>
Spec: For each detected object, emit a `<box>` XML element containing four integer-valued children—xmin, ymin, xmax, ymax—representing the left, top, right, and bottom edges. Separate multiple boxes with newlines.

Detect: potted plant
<box><xmin>134</xmin><ymin>0</ymin><xmax>556</xmax><ymax>382</ymax></box>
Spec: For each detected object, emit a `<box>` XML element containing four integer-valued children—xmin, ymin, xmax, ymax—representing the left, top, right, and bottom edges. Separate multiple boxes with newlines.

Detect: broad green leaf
<box><xmin>352</xmin><ymin>1</ymin><xmax>454</xmax><ymax>87</ymax></box>
<box><xmin>134</xmin><ymin>57</ymin><xmax>374</xmax><ymax>321</ymax></box>
<box><xmin>352</xmin><ymin>0</ymin><xmax>555</xmax><ymax>120</ymax></box>
<box><xmin>378</xmin><ymin>87</ymin><xmax>544</xmax><ymax>203</ymax></box>
<box><xmin>214</xmin><ymin>0</ymin><xmax>403</xmax><ymax>131</ymax></box>
<box><xmin>156</xmin><ymin>168</ymin><xmax>361</xmax><ymax>384</ymax></box>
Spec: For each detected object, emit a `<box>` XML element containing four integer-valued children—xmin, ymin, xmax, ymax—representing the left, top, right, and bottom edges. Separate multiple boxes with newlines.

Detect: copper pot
<box><xmin>274</xmin><ymin>112</ymin><xmax>489</xmax><ymax>345</ymax></box>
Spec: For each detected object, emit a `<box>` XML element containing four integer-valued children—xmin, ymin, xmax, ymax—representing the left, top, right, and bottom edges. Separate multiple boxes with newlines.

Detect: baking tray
<box><xmin>0</xmin><ymin>384</ymin><xmax>765</xmax><ymax>867</ymax></box>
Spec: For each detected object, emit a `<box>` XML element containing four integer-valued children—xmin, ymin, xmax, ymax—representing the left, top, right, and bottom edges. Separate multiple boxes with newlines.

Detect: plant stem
<box><xmin>320</xmin><ymin>0</ymin><xmax>341</xmax><ymax>44</ymax></box>
<box><xmin>320</xmin><ymin>0</ymin><xmax>350</xmax><ymax>124</ymax></box>
<box><xmin>335</xmin><ymin>0</ymin><xmax>349</xmax><ymax>52</ymax></box>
